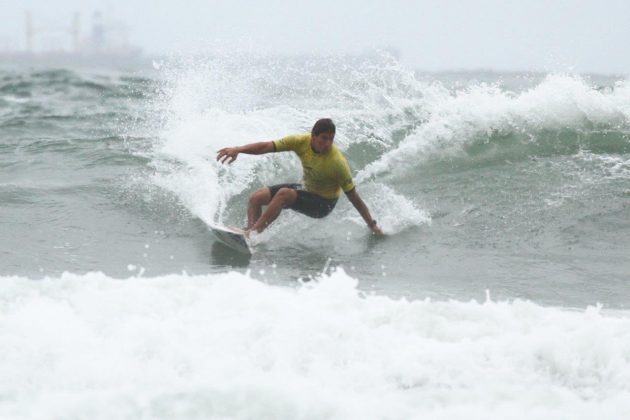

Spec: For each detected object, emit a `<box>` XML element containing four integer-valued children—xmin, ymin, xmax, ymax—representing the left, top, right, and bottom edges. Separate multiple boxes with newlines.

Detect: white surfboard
<box><xmin>208</xmin><ymin>223</ymin><xmax>251</xmax><ymax>255</ymax></box>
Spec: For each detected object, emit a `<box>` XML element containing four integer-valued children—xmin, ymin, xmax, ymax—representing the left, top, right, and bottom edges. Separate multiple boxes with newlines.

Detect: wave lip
<box><xmin>1</xmin><ymin>269</ymin><xmax>630</xmax><ymax>419</ymax></box>
<box><xmin>359</xmin><ymin>74</ymin><xmax>630</xmax><ymax>180</ymax></box>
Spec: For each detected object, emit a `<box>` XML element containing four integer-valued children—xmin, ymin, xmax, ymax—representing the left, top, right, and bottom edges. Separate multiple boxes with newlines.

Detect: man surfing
<box><xmin>216</xmin><ymin>118</ymin><xmax>384</xmax><ymax>237</ymax></box>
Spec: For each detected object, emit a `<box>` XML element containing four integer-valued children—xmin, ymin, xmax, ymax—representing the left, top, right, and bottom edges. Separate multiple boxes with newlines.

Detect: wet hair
<box><xmin>311</xmin><ymin>118</ymin><xmax>336</xmax><ymax>136</ymax></box>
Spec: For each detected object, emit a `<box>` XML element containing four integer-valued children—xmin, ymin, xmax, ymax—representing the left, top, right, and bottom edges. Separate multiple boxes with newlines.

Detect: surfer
<box><xmin>216</xmin><ymin>118</ymin><xmax>384</xmax><ymax>237</ymax></box>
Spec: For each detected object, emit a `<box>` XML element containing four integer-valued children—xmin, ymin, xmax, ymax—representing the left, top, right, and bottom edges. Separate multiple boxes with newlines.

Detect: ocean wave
<box><xmin>358</xmin><ymin>75</ymin><xmax>630</xmax><ymax>181</ymax></box>
<box><xmin>1</xmin><ymin>269</ymin><xmax>629</xmax><ymax>419</ymax></box>
<box><xmin>148</xmin><ymin>55</ymin><xmax>630</xmax><ymax>213</ymax></box>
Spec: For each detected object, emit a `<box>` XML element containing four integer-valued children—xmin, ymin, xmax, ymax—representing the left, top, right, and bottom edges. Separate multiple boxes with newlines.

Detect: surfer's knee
<box><xmin>249</xmin><ymin>188</ymin><xmax>271</xmax><ymax>205</ymax></box>
<box><xmin>274</xmin><ymin>187</ymin><xmax>297</xmax><ymax>204</ymax></box>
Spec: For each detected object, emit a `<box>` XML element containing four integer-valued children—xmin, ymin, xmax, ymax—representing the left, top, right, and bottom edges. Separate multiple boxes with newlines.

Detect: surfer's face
<box><xmin>311</xmin><ymin>131</ymin><xmax>334</xmax><ymax>154</ymax></box>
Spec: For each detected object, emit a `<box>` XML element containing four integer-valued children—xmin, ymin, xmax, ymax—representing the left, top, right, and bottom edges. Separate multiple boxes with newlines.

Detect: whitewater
<box><xmin>2</xmin><ymin>269</ymin><xmax>630</xmax><ymax>420</ymax></box>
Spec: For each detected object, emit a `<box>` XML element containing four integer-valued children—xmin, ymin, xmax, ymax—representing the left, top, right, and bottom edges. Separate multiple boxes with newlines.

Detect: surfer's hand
<box><xmin>371</xmin><ymin>225</ymin><xmax>385</xmax><ymax>237</ymax></box>
<box><xmin>217</xmin><ymin>147</ymin><xmax>240</xmax><ymax>164</ymax></box>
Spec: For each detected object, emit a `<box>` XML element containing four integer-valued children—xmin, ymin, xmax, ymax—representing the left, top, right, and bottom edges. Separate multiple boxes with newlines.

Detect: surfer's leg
<box><xmin>291</xmin><ymin>191</ymin><xmax>337</xmax><ymax>218</ymax></box>
<box><xmin>251</xmin><ymin>187</ymin><xmax>298</xmax><ymax>233</ymax></box>
<box><xmin>247</xmin><ymin>187</ymin><xmax>272</xmax><ymax>229</ymax></box>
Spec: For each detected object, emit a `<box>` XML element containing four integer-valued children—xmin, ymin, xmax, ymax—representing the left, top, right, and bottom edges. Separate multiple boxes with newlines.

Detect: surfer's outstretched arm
<box><xmin>216</xmin><ymin>141</ymin><xmax>275</xmax><ymax>164</ymax></box>
<box><xmin>345</xmin><ymin>189</ymin><xmax>384</xmax><ymax>236</ymax></box>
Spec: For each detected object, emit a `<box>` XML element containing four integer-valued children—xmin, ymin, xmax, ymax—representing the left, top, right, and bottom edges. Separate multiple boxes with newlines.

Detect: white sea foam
<box><xmin>337</xmin><ymin>182</ymin><xmax>431</xmax><ymax>234</ymax></box>
<box><xmin>1</xmin><ymin>269</ymin><xmax>630</xmax><ymax>419</ymax></box>
<box><xmin>576</xmin><ymin>150</ymin><xmax>630</xmax><ymax>180</ymax></box>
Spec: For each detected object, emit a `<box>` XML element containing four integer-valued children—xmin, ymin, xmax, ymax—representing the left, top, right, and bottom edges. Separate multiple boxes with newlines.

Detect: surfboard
<box><xmin>208</xmin><ymin>223</ymin><xmax>251</xmax><ymax>255</ymax></box>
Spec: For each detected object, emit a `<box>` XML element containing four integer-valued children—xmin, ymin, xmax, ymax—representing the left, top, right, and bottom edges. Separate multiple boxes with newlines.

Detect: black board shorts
<box><xmin>268</xmin><ymin>183</ymin><xmax>338</xmax><ymax>219</ymax></box>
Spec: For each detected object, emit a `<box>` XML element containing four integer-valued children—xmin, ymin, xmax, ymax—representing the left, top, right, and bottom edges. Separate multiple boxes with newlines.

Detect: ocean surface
<box><xmin>1</xmin><ymin>54</ymin><xmax>629</xmax><ymax>419</ymax></box>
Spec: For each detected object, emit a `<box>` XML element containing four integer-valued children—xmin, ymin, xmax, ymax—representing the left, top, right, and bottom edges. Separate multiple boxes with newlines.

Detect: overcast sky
<box><xmin>1</xmin><ymin>0</ymin><xmax>629</xmax><ymax>73</ymax></box>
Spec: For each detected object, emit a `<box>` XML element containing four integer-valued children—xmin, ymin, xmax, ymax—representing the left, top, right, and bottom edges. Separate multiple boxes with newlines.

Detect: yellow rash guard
<box><xmin>273</xmin><ymin>133</ymin><xmax>355</xmax><ymax>199</ymax></box>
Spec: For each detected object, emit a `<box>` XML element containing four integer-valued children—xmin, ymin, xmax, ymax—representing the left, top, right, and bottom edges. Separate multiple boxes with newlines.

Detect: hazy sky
<box><xmin>1</xmin><ymin>0</ymin><xmax>629</xmax><ymax>73</ymax></box>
